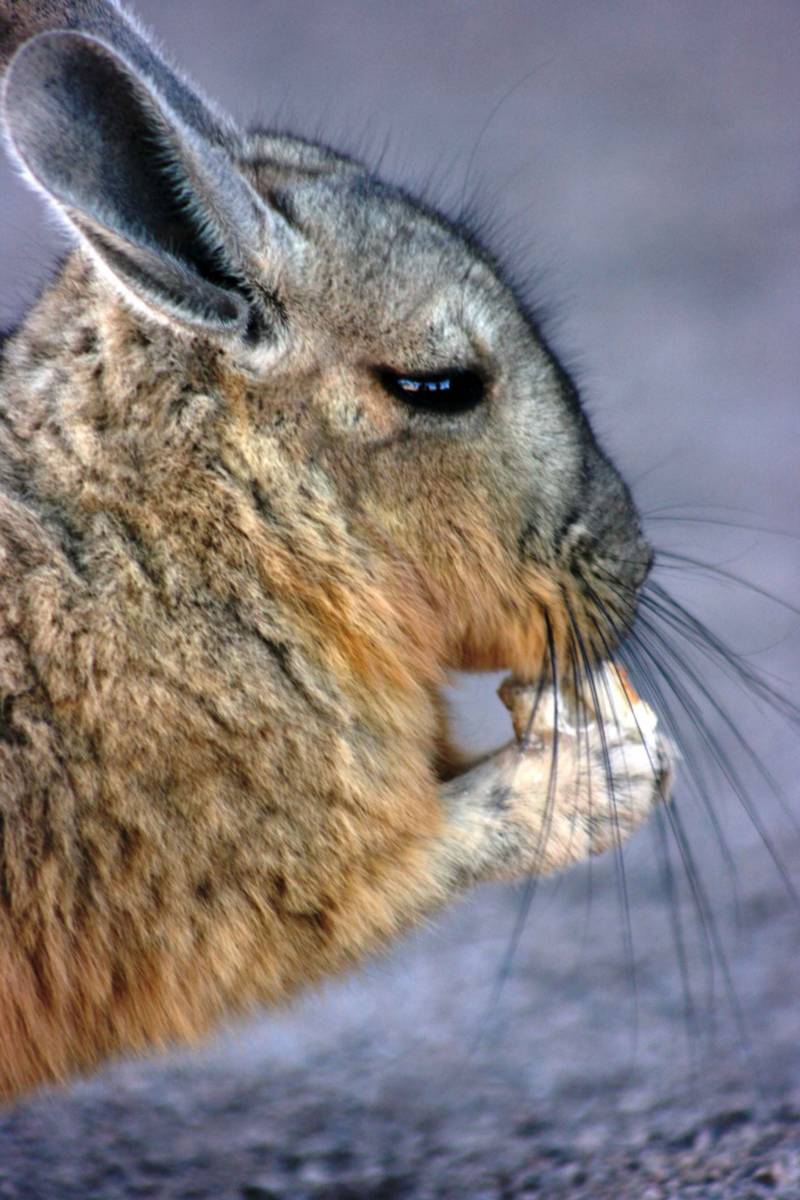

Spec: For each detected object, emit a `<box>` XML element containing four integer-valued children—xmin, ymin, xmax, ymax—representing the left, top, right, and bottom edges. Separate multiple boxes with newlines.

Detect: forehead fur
<box><xmin>234</xmin><ymin>132</ymin><xmax>520</xmax><ymax>370</ymax></box>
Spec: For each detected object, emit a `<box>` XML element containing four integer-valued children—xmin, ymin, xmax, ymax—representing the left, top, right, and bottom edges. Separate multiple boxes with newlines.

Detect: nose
<box><xmin>562</xmin><ymin>448</ymin><xmax>653</xmax><ymax>599</ymax></box>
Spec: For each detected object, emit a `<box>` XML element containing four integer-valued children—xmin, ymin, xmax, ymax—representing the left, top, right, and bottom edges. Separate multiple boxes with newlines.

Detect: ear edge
<box><xmin>1</xmin><ymin>29</ymin><xmax>271</xmax><ymax>341</ymax></box>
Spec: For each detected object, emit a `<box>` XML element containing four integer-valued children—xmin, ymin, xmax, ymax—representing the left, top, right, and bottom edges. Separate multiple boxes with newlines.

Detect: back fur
<box><xmin>0</xmin><ymin>262</ymin><xmax>452</xmax><ymax>1093</ymax></box>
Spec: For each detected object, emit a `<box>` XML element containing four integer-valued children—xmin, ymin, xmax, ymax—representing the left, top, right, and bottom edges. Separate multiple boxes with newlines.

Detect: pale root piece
<box><xmin>499</xmin><ymin>663</ymin><xmax>660</xmax><ymax>753</ymax></box>
<box><xmin>497</xmin><ymin>675</ymin><xmax>545</xmax><ymax>743</ymax></box>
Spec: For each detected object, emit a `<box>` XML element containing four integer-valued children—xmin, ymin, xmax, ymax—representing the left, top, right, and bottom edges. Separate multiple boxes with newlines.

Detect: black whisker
<box><xmin>644</xmin><ymin>504</ymin><xmax>800</xmax><ymax>544</ymax></box>
<box><xmin>638</xmin><ymin>586</ymin><xmax>800</xmax><ymax>842</ymax></box>
<box><xmin>666</xmin><ymin>787</ymin><xmax>766</xmax><ymax>1089</ymax></box>
<box><xmin>654</xmin><ymin>552</ymin><xmax>800</xmax><ymax>624</ymax></box>
<box><xmin>631</xmin><ymin>612</ymin><xmax>800</xmax><ymax>916</ymax></box>
<box><xmin>574</xmin><ymin>591</ymin><xmax>709</xmax><ymax>1066</ymax></box>
<box><xmin>578</xmin><ymin>566</ymin><xmax>771</xmax><ymax>1071</ymax></box>
<box><xmin>581</xmin><ymin>571</ymin><xmax>746</xmax><ymax>915</ymax></box>
<box><xmin>566</xmin><ymin>622</ymin><xmax>597</xmax><ymax>961</ymax></box>
<box><xmin>483</xmin><ymin>612</ymin><xmax>560</xmax><ymax>1021</ymax></box>
<box><xmin>564</xmin><ymin>601</ymin><xmax>640</xmax><ymax>1049</ymax></box>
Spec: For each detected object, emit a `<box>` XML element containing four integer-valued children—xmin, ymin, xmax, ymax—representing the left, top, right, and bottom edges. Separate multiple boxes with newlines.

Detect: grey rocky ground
<box><xmin>1</xmin><ymin>2</ymin><xmax>798</xmax><ymax>1196</ymax></box>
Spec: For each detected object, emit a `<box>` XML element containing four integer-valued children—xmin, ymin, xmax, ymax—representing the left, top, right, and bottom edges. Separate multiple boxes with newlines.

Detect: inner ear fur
<box><xmin>2</xmin><ymin>27</ymin><xmax>285</xmax><ymax>340</ymax></box>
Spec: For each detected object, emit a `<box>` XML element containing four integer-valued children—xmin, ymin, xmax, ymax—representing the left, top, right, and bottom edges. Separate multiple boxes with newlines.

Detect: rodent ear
<box><xmin>1</xmin><ymin>29</ymin><xmax>292</xmax><ymax>343</ymax></box>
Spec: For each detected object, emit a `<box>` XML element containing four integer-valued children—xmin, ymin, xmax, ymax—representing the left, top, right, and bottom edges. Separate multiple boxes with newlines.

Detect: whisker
<box><xmin>485</xmin><ymin>612</ymin><xmax>560</xmax><ymax>1018</ymax></box>
<box><xmin>576</xmin><ymin>569</ymin><xmax>764</xmax><ymax>1064</ymax></box>
<box><xmin>631</xmin><ymin>613</ymin><xmax>800</xmax><ymax>913</ymax></box>
<box><xmin>571</xmin><ymin>589</ymin><xmax>705</xmax><ymax>1061</ymax></box>
<box><xmin>564</xmin><ymin>601</ymin><xmax>640</xmax><ymax>1049</ymax></box>
<box><xmin>654</xmin><ymin>552</ymin><xmax>800</xmax><ymax>624</ymax></box>
<box><xmin>567</xmin><ymin>622</ymin><xmax>597</xmax><ymax>960</ymax></box>
<box><xmin>580</xmin><ymin>573</ymin><xmax>745</xmax><ymax>915</ymax></box>
<box><xmin>651</xmin><ymin>800</ymin><xmax>704</xmax><ymax>1072</ymax></box>
<box><xmin>589</xmin><ymin>565</ymin><xmax>800</xmax><ymax>812</ymax></box>
<box><xmin>658</xmin><ymin>788</ymin><xmax>766</xmax><ymax>1096</ymax></box>
<box><xmin>638</xmin><ymin>587</ymin><xmax>800</xmax><ymax>842</ymax></box>
<box><xmin>615</xmin><ymin>617</ymin><xmax>765</xmax><ymax>1082</ymax></box>
<box><xmin>643</xmin><ymin>504</ymin><xmax>800</xmax><ymax>544</ymax></box>
<box><xmin>619</xmin><ymin>630</ymin><xmax>744</xmax><ymax>912</ymax></box>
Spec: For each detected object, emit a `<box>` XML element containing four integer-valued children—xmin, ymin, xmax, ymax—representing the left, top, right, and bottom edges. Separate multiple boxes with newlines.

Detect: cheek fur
<box><xmin>414</xmin><ymin>508</ymin><xmax>567</xmax><ymax>677</ymax></box>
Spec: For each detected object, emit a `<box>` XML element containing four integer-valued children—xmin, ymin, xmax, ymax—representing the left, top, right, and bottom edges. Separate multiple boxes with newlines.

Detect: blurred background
<box><xmin>0</xmin><ymin>2</ymin><xmax>798</xmax><ymax>1196</ymax></box>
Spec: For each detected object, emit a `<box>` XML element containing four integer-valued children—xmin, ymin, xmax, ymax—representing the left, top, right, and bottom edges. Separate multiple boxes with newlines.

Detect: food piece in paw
<box><xmin>498</xmin><ymin>663</ymin><xmax>660</xmax><ymax>755</ymax></box>
<box><xmin>496</xmin><ymin>675</ymin><xmax>547</xmax><ymax>744</ymax></box>
<box><xmin>582</xmin><ymin>663</ymin><xmax>660</xmax><ymax>746</ymax></box>
<box><xmin>498</xmin><ymin>665</ymin><xmax>675</xmax><ymax>854</ymax></box>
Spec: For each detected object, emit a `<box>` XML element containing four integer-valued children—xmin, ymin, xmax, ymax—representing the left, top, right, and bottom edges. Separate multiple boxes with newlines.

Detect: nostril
<box><xmin>562</xmin><ymin>523</ymin><xmax>653</xmax><ymax>595</ymax></box>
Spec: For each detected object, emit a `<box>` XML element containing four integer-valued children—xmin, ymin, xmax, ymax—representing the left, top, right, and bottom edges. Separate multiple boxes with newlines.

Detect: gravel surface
<box><xmin>1</xmin><ymin>2</ymin><xmax>799</xmax><ymax>1197</ymax></box>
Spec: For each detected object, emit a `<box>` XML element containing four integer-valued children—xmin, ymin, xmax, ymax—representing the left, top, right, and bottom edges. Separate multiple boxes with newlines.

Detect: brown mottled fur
<box><xmin>0</xmin><ymin>1</ymin><xmax>669</xmax><ymax>1099</ymax></box>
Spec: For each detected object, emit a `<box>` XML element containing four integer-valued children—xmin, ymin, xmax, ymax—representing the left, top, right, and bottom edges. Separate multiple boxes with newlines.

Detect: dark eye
<box><xmin>377</xmin><ymin>367</ymin><xmax>486</xmax><ymax>415</ymax></box>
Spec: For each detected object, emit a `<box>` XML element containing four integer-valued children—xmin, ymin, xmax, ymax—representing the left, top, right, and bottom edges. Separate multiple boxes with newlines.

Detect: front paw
<box><xmin>581</xmin><ymin>712</ymin><xmax>673</xmax><ymax>855</ymax></box>
<box><xmin>498</xmin><ymin>664</ymin><xmax>674</xmax><ymax>863</ymax></box>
